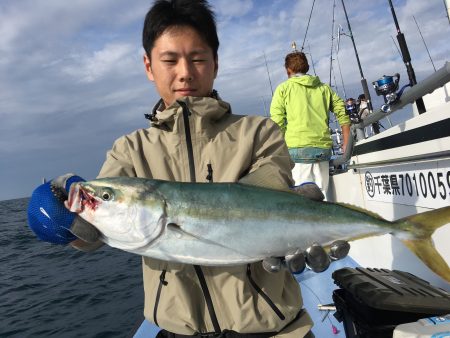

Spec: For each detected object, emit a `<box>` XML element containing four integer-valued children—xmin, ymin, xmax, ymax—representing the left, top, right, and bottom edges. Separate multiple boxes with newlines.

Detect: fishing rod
<box><xmin>335</xmin><ymin>53</ymin><xmax>346</xmax><ymax>99</ymax></box>
<box><xmin>390</xmin><ymin>35</ymin><xmax>402</xmax><ymax>59</ymax></box>
<box><xmin>263</xmin><ymin>51</ymin><xmax>274</xmax><ymax>96</ymax></box>
<box><xmin>293</xmin><ymin>41</ymin><xmax>317</xmax><ymax>76</ymax></box>
<box><xmin>445</xmin><ymin>0</ymin><xmax>450</xmax><ymax>25</ymax></box>
<box><xmin>388</xmin><ymin>0</ymin><xmax>426</xmax><ymax>114</ymax></box>
<box><xmin>329</xmin><ymin>0</ymin><xmax>336</xmax><ymax>87</ymax></box>
<box><xmin>413</xmin><ymin>15</ymin><xmax>436</xmax><ymax>72</ymax></box>
<box><xmin>261</xmin><ymin>96</ymin><xmax>269</xmax><ymax>117</ymax></box>
<box><xmin>301</xmin><ymin>0</ymin><xmax>316</xmax><ymax>51</ymax></box>
<box><xmin>340</xmin><ymin>0</ymin><xmax>372</xmax><ymax>112</ymax></box>
<box><xmin>340</xmin><ymin>0</ymin><xmax>377</xmax><ymax>137</ymax></box>
<box><xmin>307</xmin><ymin>43</ymin><xmax>317</xmax><ymax>76</ymax></box>
<box><xmin>335</xmin><ymin>25</ymin><xmax>347</xmax><ymax>99</ymax></box>
<box><xmin>328</xmin><ymin>0</ymin><xmax>342</xmax><ymax>134</ymax></box>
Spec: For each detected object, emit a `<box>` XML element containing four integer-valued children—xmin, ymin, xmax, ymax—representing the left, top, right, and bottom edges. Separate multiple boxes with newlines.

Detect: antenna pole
<box><xmin>388</xmin><ymin>0</ymin><xmax>426</xmax><ymax>114</ymax></box>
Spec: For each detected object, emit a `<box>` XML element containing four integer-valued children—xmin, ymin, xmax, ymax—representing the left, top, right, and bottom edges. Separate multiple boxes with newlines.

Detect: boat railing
<box><xmin>330</xmin><ymin>61</ymin><xmax>450</xmax><ymax>167</ymax></box>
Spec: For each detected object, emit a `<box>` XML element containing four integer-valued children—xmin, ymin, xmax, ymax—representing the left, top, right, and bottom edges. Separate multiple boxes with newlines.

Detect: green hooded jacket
<box><xmin>270</xmin><ymin>74</ymin><xmax>350</xmax><ymax>149</ymax></box>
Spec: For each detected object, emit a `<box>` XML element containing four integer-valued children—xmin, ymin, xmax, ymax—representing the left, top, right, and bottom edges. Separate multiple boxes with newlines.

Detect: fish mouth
<box><xmin>66</xmin><ymin>183</ymin><xmax>100</xmax><ymax>213</ymax></box>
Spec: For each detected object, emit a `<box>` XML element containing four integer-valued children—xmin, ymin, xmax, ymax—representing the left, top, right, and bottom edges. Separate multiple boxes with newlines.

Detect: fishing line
<box><xmin>300</xmin><ymin>281</ymin><xmax>340</xmax><ymax>335</ymax></box>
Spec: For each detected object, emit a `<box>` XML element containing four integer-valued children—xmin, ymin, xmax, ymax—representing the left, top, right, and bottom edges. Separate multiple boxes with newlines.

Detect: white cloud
<box><xmin>0</xmin><ymin>0</ymin><xmax>449</xmax><ymax>200</ymax></box>
<box><xmin>62</xmin><ymin>43</ymin><xmax>138</xmax><ymax>83</ymax></box>
<box><xmin>213</xmin><ymin>0</ymin><xmax>253</xmax><ymax>18</ymax></box>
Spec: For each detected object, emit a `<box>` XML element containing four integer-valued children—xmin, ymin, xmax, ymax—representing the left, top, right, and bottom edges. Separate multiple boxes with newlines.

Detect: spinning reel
<box><xmin>372</xmin><ymin>73</ymin><xmax>400</xmax><ymax>113</ymax></box>
<box><xmin>345</xmin><ymin>99</ymin><xmax>361</xmax><ymax>124</ymax></box>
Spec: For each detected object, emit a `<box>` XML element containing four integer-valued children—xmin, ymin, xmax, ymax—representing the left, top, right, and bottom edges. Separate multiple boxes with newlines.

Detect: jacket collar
<box><xmin>148</xmin><ymin>96</ymin><xmax>231</xmax><ymax>127</ymax></box>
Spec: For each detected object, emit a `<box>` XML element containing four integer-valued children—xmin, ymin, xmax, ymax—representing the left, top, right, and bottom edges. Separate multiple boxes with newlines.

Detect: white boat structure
<box><xmin>328</xmin><ymin>62</ymin><xmax>450</xmax><ymax>291</ymax></box>
<box><xmin>295</xmin><ymin>61</ymin><xmax>450</xmax><ymax>338</ymax></box>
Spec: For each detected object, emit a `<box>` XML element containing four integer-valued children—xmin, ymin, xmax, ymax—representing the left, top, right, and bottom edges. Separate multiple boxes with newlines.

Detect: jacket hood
<box><xmin>150</xmin><ymin>96</ymin><xmax>231</xmax><ymax>127</ymax></box>
<box><xmin>287</xmin><ymin>74</ymin><xmax>321</xmax><ymax>88</ymax></box>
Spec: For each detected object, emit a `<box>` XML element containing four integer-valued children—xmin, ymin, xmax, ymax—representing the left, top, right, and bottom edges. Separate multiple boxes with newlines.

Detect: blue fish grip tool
<box><xmin>27</xmin><ymin>175</ymin><xmax>85</xmax><ymax>244</ymax></box>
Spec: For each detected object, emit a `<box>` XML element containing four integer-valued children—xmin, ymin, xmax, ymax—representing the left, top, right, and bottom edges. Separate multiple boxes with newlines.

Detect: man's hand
<box><xmin>270</xmin><ymin>182</ymin><xmax>325</xmax><ymax>273</ymax></box>
<box><xmin>261</xmin><ymin>182</ymin><xmax>350</xmax><ymax>274</ymax></box>
<box><xmin>27</xmin><ymin>174</ymin><xmax>102</xmax><ymax>251</ymax></box>
<box><xmin>291</xmin><ymin>182</ymin><xmax>325</xmax><ymax>201</ymax></box>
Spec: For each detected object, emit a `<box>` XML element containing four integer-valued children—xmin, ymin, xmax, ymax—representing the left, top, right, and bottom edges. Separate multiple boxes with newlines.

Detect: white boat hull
<box><xmin>329</xmin><ymin>82</ymin><xmax>450</xmax><ymax>288</ymax></box>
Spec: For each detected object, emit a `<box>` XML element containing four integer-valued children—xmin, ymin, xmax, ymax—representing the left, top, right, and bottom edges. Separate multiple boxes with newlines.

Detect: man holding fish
<box><xmin>30</xmin><ymin>0</ymin><xmax>450</xmax><ymax>337</ymax></box>
<box><xmin>27</xmin><ymin>0</ymin><xmax>324</xmax><ymax>336</ymax></box>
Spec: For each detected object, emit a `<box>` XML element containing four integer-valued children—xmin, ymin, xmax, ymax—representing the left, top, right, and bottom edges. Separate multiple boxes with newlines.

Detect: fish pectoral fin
<box><xmin>166</xmin><ymin>223</ymin><xmax>212</xmax><ymax>243</ymax></box>
<box><xmin>166</xmin><ymin>223</ymin><xmax>191</xmax><ymax>239</ymax></box>
<box><xmin>402</xmin><ymin>238</ymin><xmax>450</xmax><ymax>283</ymax></box>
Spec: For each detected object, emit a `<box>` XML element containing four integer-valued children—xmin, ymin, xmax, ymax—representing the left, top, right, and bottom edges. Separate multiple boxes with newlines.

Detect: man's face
<box><xmin>144</xmin><ymin>25</ymin><xmax>218</xmax><ymax>108</ymax></box>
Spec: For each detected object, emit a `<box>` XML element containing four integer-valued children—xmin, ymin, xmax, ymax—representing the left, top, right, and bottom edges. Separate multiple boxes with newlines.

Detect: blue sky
<box><xmin>1</xmin><ymin>0</ymin><xmax>449</xmax><ymax>200</ymax></box>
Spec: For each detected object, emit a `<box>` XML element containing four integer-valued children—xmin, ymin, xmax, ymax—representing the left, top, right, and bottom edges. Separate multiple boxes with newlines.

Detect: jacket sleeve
<box><xmin>330</xmin><ymin>89</ymin><xmax>351</xmax><ymax>127</ymax></box>
<box><xmin>244</xmin><ymin>118</ymin><xmax>294</xmax><ymax>189</ymax></box>
<box><xmin>270</xmin><ymin>85</ymin><xmax>287</xmax><ymax>133</ymax></box>
<box><xmin>97</xmin><ymin>136</ymin><xmax>137</xmax><ymax>179</ymax></box>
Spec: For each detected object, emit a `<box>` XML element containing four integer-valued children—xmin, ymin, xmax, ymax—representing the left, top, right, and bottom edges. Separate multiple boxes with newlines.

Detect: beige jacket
<box><xmin>98</xmin><ymin>96</ymin><xmax>313</xmax><ymax>337</ymax></box>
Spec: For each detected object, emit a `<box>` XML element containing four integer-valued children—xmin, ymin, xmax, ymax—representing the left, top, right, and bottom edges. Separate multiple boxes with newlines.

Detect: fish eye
<box><xmin>100</xmin><ymin>188</ymin><xmax>114</xmax><ymax>201</ymax></box>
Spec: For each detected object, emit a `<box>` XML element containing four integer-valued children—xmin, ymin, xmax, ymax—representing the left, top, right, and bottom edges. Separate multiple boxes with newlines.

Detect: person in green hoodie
<box><xmin>270</xmin><ymin>51</ymin><xmax>350</xmax><ymax>196</ymax></box>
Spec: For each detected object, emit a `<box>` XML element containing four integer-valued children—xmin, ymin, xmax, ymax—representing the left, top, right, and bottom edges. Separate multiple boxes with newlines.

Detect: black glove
<box><xmin>262</xmin><ymin>240</ymin><xmax>351</xmax><ymax>274</ymax></box>
<box><xmin>291</xmin><ymin>182</ymin><xmax>325</xmax><ymax>201</ymax></box>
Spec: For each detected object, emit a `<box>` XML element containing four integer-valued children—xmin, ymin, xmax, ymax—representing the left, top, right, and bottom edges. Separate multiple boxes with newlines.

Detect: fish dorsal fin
<box><xmin>335</xmin><ymin>202</ymin><xmax>386</xmax><ymax>220</ymax></box>
<box><xmin>238</xmin><ymin>166</ymin><xmax>291</xmax><ymax>192</ymax></box>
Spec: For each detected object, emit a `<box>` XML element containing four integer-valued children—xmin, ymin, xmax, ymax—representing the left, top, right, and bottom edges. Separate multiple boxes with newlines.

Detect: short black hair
<box><xmin>142</xmin><ymin>0</ymin><xmax>219</xmax><ymax>59</ymax></box>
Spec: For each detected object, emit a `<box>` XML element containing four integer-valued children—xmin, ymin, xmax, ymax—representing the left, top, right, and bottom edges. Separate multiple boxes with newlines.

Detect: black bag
<box><xmin>332</xmin><ymin>267</ymin><xmax>450</xmax><ymax>338</ymax></box>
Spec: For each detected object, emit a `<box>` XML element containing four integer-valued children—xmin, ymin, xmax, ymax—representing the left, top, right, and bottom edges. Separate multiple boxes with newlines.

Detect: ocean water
<box><xmin>0</xmin><ymin>198</ymin><xmax>145</xmax><ymax>338</ymax></box>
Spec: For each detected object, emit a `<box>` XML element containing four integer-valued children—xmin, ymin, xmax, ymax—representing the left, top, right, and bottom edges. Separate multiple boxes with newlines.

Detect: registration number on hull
<box><xmin>363</xmin><ymin>160</ymin><xmax>450</xmax><ymax>208</ymax></box>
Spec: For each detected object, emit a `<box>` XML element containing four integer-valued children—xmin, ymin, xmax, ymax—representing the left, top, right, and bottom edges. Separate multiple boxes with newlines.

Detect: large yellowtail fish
<box><xmin>66</xmin><ymin>177</ymin><xmax>450</xmax><ymax>282</ymax></box>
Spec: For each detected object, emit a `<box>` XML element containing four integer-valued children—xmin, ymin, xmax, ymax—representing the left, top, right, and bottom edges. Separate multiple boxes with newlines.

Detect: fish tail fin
<box><xmin>396</xmin><ymin>206</ymin><xmax>450</xmax><ymax>282</ymax></box>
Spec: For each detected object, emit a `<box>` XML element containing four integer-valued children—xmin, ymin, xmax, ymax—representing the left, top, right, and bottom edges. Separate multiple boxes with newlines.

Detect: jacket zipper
<box><xmin>206</xmin><ymin>163</ymin><xmax>213</xmax><ymax>182</ymax></box>
<box><xmin>246</xmin><ymin>265</ymin><xmax>286</xmax><ymax>320</ymax></box>
<box><xmin>153</xmin><ymin>269</ymin><xmax>168</xmax><ymax>327</ymax></box>
<box><xmin>193</xmin><ymin>265</ymin><xmax>221</xmax><ymax>333</ymax></box>
<box><xmin>180</xmin><ymin>101</ymin><xmax>196</xmax><ymax>183</ymax></box>
<box><xmin>178</xmin><ymin>100</ymin><xmax>221</xmax><ymax>333</ymax></box>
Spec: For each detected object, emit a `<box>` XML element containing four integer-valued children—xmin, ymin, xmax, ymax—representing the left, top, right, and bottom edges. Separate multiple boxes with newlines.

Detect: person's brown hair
<box><xmin>284</xmin><ymin>52</ymin><xmax>309</xmax><ymax>74</ymax></box>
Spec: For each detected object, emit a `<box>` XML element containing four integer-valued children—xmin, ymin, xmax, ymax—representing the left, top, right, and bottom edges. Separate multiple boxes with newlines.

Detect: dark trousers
<box><xmin>156</xmin><ymin>329</ymin><xmax>315</xmax><ymax>338</ymax></box>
